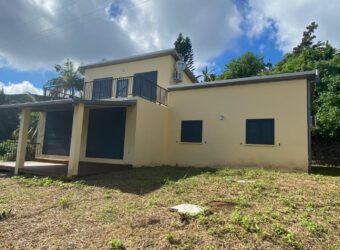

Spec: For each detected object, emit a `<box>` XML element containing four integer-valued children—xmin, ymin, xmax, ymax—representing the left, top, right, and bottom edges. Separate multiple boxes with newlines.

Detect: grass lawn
<box><xmin>0</xmin><ymin>166</ymin><xmax>339</xmax><ymax>249</ymax></box>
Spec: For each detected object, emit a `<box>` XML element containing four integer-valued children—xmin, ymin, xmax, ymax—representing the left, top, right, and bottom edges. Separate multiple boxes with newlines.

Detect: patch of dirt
<box><xmin>208</xmin><ymin>200</ymin><xmax>236</xmax><ymax>212</ymax></box>
<box><xmin>131</xmin><ymin>216</ymin><xmax>161</xmax><ymax>228</ymax></box>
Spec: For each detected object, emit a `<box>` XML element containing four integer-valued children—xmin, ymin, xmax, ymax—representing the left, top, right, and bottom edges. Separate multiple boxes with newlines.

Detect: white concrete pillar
<box><xmin>67</xmin><ymin>103</ymin><xmax>85</xmax><ymax>177</ymax></box>
<box><xmin>14</xmin><ymin>108</ymin><xmax>30</xmax><ymax>175</ymax></box>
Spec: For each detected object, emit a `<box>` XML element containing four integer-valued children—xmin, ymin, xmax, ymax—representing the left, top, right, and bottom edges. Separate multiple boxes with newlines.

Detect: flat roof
<box><xmin>80</xmin><ymin>49</ymin><xmax>197</xmax><ymax>83</ymax></box>
<box><xmin>0</xmin><ymin>98</ymin><xmax>137</xmax><ymax>112</ymax></box>
<box><xmin>168</xmin><ymin>70</ymin><xmax>318</xmax><ymax>91</ymax></box>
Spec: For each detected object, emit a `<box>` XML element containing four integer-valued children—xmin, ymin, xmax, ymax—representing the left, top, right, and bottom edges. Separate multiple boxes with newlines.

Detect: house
<box><xmin>0</xmin><ymin>49</ymin><xmax>318</xmax><ymax>177</ymax></box>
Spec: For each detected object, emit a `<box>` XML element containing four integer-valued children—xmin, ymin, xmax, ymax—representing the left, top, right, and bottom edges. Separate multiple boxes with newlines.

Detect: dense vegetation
<box><xmin>0</xmin><ymin>92</ymin><xmax>47</xmax><ymax>141</ymax></box>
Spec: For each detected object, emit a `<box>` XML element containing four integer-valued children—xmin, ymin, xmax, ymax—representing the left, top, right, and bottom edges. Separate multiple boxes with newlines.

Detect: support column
<box><xmin>36</xmin><ymin>112</ymin><xmax>46</xmax><ymax>157</ymax></box>
<box><xmin>67</xmin><ymin>103</ymin><xmax>85</xmax><ymax>177</ymax></box>
<box><xmin>14</xmin><ymin>108</ymin><xmax>30</xmax><ymax>175</ymax></box>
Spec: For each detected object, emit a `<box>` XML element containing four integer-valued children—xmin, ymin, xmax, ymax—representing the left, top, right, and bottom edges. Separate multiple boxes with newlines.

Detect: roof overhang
<box><xmin>168</xmin><ymin>70</ymin><xmax>319</xmax><ymax>92</ymax></box>
<box><xmin>80</xmin><ymin>49</ymin><xmax>197</xmax><ymax>83</ymax></box>
<box><xmin>0</xmin><ymin>98</ymin><xmax>137</xmax><ymax>112</ymax></box>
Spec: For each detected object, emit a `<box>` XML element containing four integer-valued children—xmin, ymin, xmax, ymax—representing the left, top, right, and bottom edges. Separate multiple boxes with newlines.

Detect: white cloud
<box><xmin>0</xmin><ymin>0</ymin><xmax>242</xmax><ymax>71</ymax></box>
<box><xmin>1</xmin><ymin>0</ymin><xmax>339</xmax><ymax>75</ymax></box>
<box><xmin>245</xmin><ymin>0</ymin><xmax>340</xmax><ymax>53</ymax></box>
<box><xmin>0</xmin><ymin>81</ymin><xmax>43</xmax><ymax>95</ymax></box>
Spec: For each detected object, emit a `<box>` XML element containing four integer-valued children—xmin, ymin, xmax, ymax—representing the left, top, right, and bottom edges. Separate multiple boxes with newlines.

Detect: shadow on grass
<box><xmin>75</xmin><ymin>166</ymin><xmax>216</xmax><ymax>195</ymax></box>
<box><xmin>311</xmin><ymin>165</ymin><xmax>340</xmax><ymax>176</ymax></box>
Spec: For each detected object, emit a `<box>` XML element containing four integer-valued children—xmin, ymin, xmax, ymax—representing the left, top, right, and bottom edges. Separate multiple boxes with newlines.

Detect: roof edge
<box><xmin>168</xmin><ymin>70</ymin><xmax>318</xmax><ymax>92</ymax></box>
<box><xmin>0</xmin><ymin>98</ymin><xmax>137</xmax><ymax>110</ymax></box>
<box><xmin>80</xmin><ymin>49</ymin><xmax>197</xmax><ymax>83</ymax></box>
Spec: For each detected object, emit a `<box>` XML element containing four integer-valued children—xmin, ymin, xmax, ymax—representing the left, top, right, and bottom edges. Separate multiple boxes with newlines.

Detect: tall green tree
<box><xmin>45</xmin><ymin>59</ymin><xmax>84</xmax><ymax>96</ymax></box>
<box><xmin>273</xmin><ymin>22</ymin><xmax>340</xmax><ymax>141</ymax></box>
<box><xmin>220</xmin><ymin>52</ymin><xmax>265</xmax><ymax>79</ymax></box>
<box><xmin>293</xmin><ymin>22</ymin><xmax>320</xmax><ymax>54</ymax></box>
<box><xmin>174</xmin><ymin>33</ymin><xmax>195</xmax><ymax>72</ymax></box>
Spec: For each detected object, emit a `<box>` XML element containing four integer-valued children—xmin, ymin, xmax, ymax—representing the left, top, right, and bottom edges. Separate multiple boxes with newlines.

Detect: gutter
<box><xmin>168</xmin><ymin>70</ymin><xmax>318</xmax><ymax>91</ymax></box>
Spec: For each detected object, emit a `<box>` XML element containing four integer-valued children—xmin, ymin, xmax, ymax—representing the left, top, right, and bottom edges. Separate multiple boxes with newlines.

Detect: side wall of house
<box><xmin>132</xmin><ymin>98</ymin><xmax>168</xmax><ymax>166</ymax></box>
<box><xmin>84</xmin><ymin>55</ymin><xmax>193</xmax><ymax>89</ymax></box>
<box><xmin>167</xmin><ymin>79</ymin><xmax>309</xmax><ymax>171</ymax></box>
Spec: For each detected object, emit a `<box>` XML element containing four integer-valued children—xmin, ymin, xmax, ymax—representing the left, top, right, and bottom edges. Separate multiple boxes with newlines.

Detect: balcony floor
<box><xmin>0</xmin><ymin>161</ymin><xmax>131</xmax><ymax>177</ymax></box>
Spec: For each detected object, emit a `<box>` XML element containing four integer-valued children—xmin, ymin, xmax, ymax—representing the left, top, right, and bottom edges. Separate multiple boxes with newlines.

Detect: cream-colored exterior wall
<box><xmin>84</xmin><ymin>55</ymin><xmax>193</xmax><ymax>89</ymax></box>
<box><xmin>132</xmin><ymin>98</ymin><xmax>168</xmax><ymax>166</ymax></box>
<box><xmin>167</xmin><ymin>79</ymin><xmax>309</xmax><ymax>171</ymax></box>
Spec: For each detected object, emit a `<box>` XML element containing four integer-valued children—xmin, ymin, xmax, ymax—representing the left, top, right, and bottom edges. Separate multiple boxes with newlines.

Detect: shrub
<box><xmin>272</xmin><ymin>223</ymin><xmax>288</xmax><ymax>236</ymax></box>
<box><xmin>301</xmin><ymin>219</ymin><xmax>326</xmax><ymax>235</ymax></box>
<box><xmin>59</xmin><ymin>197</ymin><xmax>70</xmax><ymax>209</ymax></box>
<box><xmin>108</xmin><ymin>239</ymin><xmax>125</xmax><ymax>250</ymax></box>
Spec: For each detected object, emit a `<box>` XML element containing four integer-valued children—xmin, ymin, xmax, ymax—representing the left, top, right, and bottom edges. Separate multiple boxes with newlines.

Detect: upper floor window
<box><xmin>246</xmin><ymin>119</ymin><xmax>274</xmax><ymax>145</ymax></box>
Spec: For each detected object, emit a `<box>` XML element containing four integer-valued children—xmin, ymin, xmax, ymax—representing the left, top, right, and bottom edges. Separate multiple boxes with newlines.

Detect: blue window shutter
<box><xmin>246</xmin><ymin>119</ymin><xmax>274</xmax><ymax>145</ymax></box>
<box><xmin>181</xmin><ymin>120</ymin><xmax>203</xmax><ymax>143</ymax></box>
<box><xmin>116</xmin><ymin>79</ymin><xmax>129</xmax><ymax>97</ymax></box>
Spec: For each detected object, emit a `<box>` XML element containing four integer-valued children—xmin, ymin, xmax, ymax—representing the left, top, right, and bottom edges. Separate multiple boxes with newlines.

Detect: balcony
<box><xmin>43</xmin><ymin>75</ymin><xmax>168</xmax><ymax>106</ymax></box>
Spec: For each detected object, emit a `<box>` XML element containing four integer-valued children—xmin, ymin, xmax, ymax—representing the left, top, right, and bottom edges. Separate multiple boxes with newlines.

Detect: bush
<box><xmin>108</xmin><ymin>239</ymin><xmax>125</xmax><ymax>250</ymax></box>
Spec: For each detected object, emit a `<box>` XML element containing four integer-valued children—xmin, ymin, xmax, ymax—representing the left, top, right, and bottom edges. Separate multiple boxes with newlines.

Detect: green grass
<box><xmin>0</xmin><ymin>166</ymin><xmax>339</xmax><ymax>249</ymax></box>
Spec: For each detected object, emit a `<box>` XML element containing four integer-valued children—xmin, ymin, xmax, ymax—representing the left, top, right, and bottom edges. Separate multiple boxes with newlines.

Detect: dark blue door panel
<box><xmin>92</xmin><ymin>78</ymin><xmax>113</xmax><ymax>100</ymax></box>
<box><xmin>133</xmin><ymin>71</ymin><xmax>157</xmax><ymax>102</ymax></box>
<box><xmin>86</xmin><ymin>108</ymin><xmax>126</xmax><ymax>159</ymax></box>
<box><xmin>43</xmin><ymin>110</ymin><xmax>73</xmax><ymax>155</ymax></box>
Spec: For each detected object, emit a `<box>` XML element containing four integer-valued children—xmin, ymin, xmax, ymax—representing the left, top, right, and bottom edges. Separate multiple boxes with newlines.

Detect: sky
<box><xmin>0</xmin><ymin>0</ymin><xmax>339</xmax><ymax>94</ymax></box>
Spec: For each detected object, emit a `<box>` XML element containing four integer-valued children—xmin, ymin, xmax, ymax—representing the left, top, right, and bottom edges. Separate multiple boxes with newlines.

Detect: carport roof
<box><xmin>0</xmin><ymin>98</ymin><xmax>137</xmax><ymax>112</ymax></box>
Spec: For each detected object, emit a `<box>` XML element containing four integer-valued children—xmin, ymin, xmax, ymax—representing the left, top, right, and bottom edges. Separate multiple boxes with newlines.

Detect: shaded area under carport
<box><xmin>0</xmin><ymin>160</ymin><xmax>131</xmax><ymax>177</ymax></box>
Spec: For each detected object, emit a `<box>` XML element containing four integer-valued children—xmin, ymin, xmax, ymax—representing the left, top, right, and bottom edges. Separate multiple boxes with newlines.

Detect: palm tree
<box><xmin>45</xmin><ymin>59</ymin><xmax>84</xmax><ymax>98</ymax></box>
<box><xmin>12</xmin><ymin>93</ymin><xmax>40</xmax><ymax>142</ymax></box>
<box><xmin>199</xmin><ymin>66</ymin><xmax>216</xmax><ymax>82</ymax></box>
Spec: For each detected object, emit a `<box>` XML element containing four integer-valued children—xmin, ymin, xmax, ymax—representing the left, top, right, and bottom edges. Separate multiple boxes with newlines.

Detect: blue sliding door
<box><xmin>42</xmin><ymin>110</ymin><xmax>73</xmax><ymax>155</ymax></box>
<box><xmin>86</xmin><ymin>108</ymin><xmax>126</xmax><ymax>159</ymax></box>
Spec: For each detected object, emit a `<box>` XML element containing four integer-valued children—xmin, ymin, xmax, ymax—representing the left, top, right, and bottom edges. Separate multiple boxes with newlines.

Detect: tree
<box><xmin>45</xmin><ymin>59</ymin><xmax>84</xmax><ymax>97</ymax></box>
<box><xmin>293</xmin><ymin>22</ymin><xmax>320</xmax><ymax>54</ymax></box>
<box><xmin>272</xmin><ymin>22</ymin><xmax>340</xmax><ymax>141</ymax></box>
<box><xmin>174</xmin><ymin>33</ymin><xmax>195</xmax><ymax>72</ymax></box>
<box><xmin>199</xmin><ymin>66</ymin><xmax>216</xmax><ymax>82</ymax></box>
<box><xmin>220</xmin><ymin>52</ymin><xmax>265</xmax><ymax>79</ymax></box>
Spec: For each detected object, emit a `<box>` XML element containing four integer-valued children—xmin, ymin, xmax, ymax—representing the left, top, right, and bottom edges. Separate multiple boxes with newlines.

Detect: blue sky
<box><xmin>0</xmin><ymin>0</ymin><xmax>338</xmax><ymax>93</ymax></box>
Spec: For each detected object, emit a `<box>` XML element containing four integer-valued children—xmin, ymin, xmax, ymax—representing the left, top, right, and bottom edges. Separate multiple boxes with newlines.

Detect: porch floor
<box><xmin>0</xmin><ymin>161</ymin><xmax>130</xmax><ymax>177</ymax></box>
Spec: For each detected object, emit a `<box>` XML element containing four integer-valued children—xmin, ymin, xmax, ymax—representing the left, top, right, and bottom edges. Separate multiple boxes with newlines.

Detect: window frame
<box><xmin>180</xmin><ymin>120</ymin><xmax>203</xmax><ymax>143</ymax></box>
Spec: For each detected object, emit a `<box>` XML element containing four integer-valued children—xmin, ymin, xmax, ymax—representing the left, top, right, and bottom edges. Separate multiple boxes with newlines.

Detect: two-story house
<box><xmin>0</xmin><ymin>49</ymin><xmax>318</xmax><ymax>177</ymax></box>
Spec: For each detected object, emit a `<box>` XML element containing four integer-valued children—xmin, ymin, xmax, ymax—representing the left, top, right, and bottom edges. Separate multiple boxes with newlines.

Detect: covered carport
<box><xmin>0</xmin><ymin>98</ymin><xmax>136</xmax><ymax>177</ymax></box>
